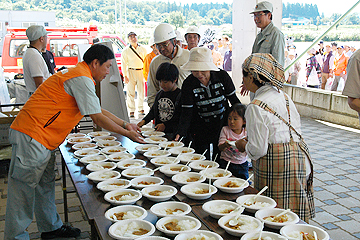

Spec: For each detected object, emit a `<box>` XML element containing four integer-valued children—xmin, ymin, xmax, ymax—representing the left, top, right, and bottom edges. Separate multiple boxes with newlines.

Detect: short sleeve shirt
<box><xmin>23</xmin><ymin>48</ymin><xmax>51</xmax><ymax>92</ymax></box>
<box><xmin>63</xmin><ymin>76</ymin><xmax>101</xmax><ymax>115</ymax></box>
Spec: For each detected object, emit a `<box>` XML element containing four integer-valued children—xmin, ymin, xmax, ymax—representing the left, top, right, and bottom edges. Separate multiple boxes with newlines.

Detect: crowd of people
<box><xmin>284</xmin><ymin>40</ymin><xmax>357</xmax><ymax>91</ymax></box>
<box><xmin>6</xmin><ymin>1</ymin><xmax>341</xmax><ymax>239</ymax></box>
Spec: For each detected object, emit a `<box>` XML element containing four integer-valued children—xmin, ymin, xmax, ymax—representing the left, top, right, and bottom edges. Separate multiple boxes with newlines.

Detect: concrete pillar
<box><xmin>232</xmin><ymin>0</ymin><xmax>283</xmax><ymax>103</ymax></box>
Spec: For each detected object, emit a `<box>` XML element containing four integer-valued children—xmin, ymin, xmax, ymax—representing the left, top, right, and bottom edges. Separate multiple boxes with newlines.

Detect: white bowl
<box><xmin>175</xmin><ymin>230</ymin><xmax>223</xmax><ymax>240</ymax></box>
<box><xmin>189</xmin><ymin>160</ymin><xmax>219</xmax><ymax>172</ymax></box>
<box><xmin>97</xmin><ymin>140</ymin><xmax>122</xmax><ymax>148</ymax></box>
<box><xmin>141</xmin><ymin>185</ymin><xmax>177</xmax><ymax>202</ymax></box>
<box><xmin>108</xmin><ymin>152</ymin><xmax>135</xmax><ymax>162</ymax></box>
<box><xmin>241</xmin><ymin>231</ymin><xmax>287</xmax><ymax>240</ymax></box>
<box><xmin>137</xmin><ymin>237</ymin><xmax>170</xmax><ymax>240</ymax></box>
<box><xmin>213</xmin><ymin>177</ymin><xmax>249</xmax><ymax>193</ymax></box>
<box><xmin>87</xmin><ymin>131</ymin><xmax>111</xmax><ymax>138</ymax></box>
<box><xmin>169</xmin><ymin>147</ymin><xmax>195</xmax><ymax>156</ymax></box>
<box><xmin>144</xmin><ymin>136</ymin><xmax>168</xmax><ymax>144</ymax></box>
<box><xmin>105</xmin><ymin>205</ymin><xmax>148</xmax><ymax>222</ymax></box>
<box><xmin>135</xmin><ymin>144</ymin><xmax>161</xmax><ymax>154</ymax></box>
<box><xmin>74</xmin><ymin>148</ymin><xmax>101</xmax><ymax>158</ymax></box>
<box><xmin>150</xmin><ymin>156</ymin><xmax>180</xmax><ymax>167</ymax></box>
<box><xmin>67</xmin><ymin>136</ymin><xmax>92</xmax><ymax>145</ymax></box>
<box><xmin>255</xmin><ymin>208</ymin><xmax>300</xmax><ymax>230</ymax></box>
<box><xmin>97</xmin><ymin>179</ymin><xmax>131</xmax><ymax>192</ymax></box>
<box><xmin>236</xmin><ymin>195</ymin><xmax>277</xmax><ymax>213</ymax></box>
<box><xmin>130</xmin><ymin>176</ymin><xmax>164</xmax><ymax>189</ymax></box>
<box><xmin>156</xmin><ymin>216</ymin><xmax>201</xmax><ymax>237</ymax></box>
<box><xmin>101</xmin><ymin>146</ymin><xmax>127</xmax><ymax>155</ymax></box>
<box><xmin>159</xmin><ymin>141</ymin><xmax>184</xmax><ymax>149</ymax></box>
<box><xmin>108</xmin><ymin>219</ymin><xmax>155</xmax><ymax>240</ymax></box>
<box><xmin>178</xmin><ymin>153</ymin><xmax>206</xmax><ymax>164</ymax></box>
<box><xmin>79</xmin><ymin>154</ymin><xmax>108</xmax><ymax>165</ymax></box>
<box><xmin>180</xmin><ymin>183</ymin><xmax>217</xmax><ymax>200</ymax></box>
<box><xmin>104</xmin><ymin>189</ymin><xmax>142</xmax><ymax>205</ymax></box>
<box><xmin>117</xmin><ymin>159</ymin><xmax>147</xmax><ymax>170</ymax></box>
<box><xmin>72</xmin><ymin>142</ymin><xmax>97</xmax><ymax>150</ymax></box>
<box><xmin>218</xmin><ymin>214</ymin><xmax>262</xmax><ymax>237</ymax></box>
<box><xmin>142</xmin><ymin>131</ymin><xmax>166</xmax><ymax>137</ymax></box>
<box><xmin>199</xmin><ymin>168</ymin><xmax>232</xmax><ymax>182</ymax></box>
<box><xmin>202</xmin><ymin>200</ymin><xmax>240</xmax><ymax>219</ymax></box>
<box><xmin>144</xmin><ymin>150</ymin><xmax>171</xmax><ymax>159</ymax></box>
<box><xmin>150</xmin><ymin>201</ymin><xmax>191</xmax><ymax>218</ymax></box>
<box><xmin>171</xmin><ymin>172</ymin><xmax>206</xmax><ymax>186</ymax></box>
<box><xmin>87</xmin><ymin>170</ymin><xmax>121</xmax><ymax>183</ymax></box>
<box><xmin>140</xmin><ymin>126</ymin><xmax>155</xmax><ymax>132</ymax></box>
<box><xmin>122</xmin><ymin>167</ymin><xmax>154</xmax><ymax>179</ymax></box>
<box><xmin>86</xmin><ymin>161</ymin><xmax>117</xmax><ymax>172</ymax></box>
<box><xmin>67</xmin><ymin>133</ymin><xmax>86</xmax><ymax>139</ymax></box>
<box><xmin>160</xmin><ymin>164</ymin><xmax>191</xmax><ymax>177</ymax></box>
<box><xmin>280</xmin><ymin>224</ymin><xmax>330</xmax><ymax>240</ymax></box>
<box><xmin>93</xmin><ymin>135</ymin><xmax>117</xmax><ymax>142</ymax></box>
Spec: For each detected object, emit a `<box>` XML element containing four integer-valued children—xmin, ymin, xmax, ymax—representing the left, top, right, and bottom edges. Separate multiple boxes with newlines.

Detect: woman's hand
<box><xmin>235</xmin><ymin>138</ymin><xmax>247</xmax><ymax>152</ymax></box>
<box><xmin>126</xmin><ymin>130</ymin><xmax>145</xmax><ymax>143</ymax></box>
<box><xmin>155</xmin><ymin>123</ymin><xmax>165</xmax><ymax>132</ymax></box>
<box><xmin>126</xmin><ymin>123</ymin><xmax>141</xmax><ymax>132</ymax></box>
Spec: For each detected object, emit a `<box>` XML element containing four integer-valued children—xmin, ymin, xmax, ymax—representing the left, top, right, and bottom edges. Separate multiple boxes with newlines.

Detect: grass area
<box><xmin>282</xmin><ymin>24</ymin><xmax>360</xmax><ymax>42</ymax></box>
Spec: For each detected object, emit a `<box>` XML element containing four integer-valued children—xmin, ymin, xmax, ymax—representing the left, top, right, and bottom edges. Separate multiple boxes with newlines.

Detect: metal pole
<box><xmin>124</xmin><ymin>0</ymin><xmax>127</xmax><ymax>37</ymax></box>
<box><xmin>119</xmin><ymin>0</ymin><xmax>122</xmax><ymax>37</ymax></box>
<box><xmin>285</xmin><ymin>0</ymin><xmax>360</xmax><ymax>72</ymax></box>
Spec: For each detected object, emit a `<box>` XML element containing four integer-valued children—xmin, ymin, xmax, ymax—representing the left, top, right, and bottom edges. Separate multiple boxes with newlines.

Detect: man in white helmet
<box><xmin>147</xmin><ymin>23</ymin><xmax>190</xmax><ymax>108</ymax></box>
<box><xmin>185</xmin><ymin>26</ymin><xmax>201</xmax><ymax>51</ymax></box>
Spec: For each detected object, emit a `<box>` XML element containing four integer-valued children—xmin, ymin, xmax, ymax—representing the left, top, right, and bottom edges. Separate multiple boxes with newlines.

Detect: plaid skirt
<box><xmin>253</xmin><ymin>139</ymin><xmax>315</xmax><ymax>223</ymax></box>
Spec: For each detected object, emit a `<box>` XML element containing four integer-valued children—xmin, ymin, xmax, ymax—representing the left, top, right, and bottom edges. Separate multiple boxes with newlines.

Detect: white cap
<box><xmin>26</xmin><ymin>25</ymin><xmax>50</xmax><ymax>41</ymax></box>
<box><xmin>181</xmin><ymin>47</ymin><xmax>219</xmax><ymax>71</ymax></box>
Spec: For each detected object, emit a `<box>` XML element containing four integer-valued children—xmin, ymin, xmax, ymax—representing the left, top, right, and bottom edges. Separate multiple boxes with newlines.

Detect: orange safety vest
<box><xmin>11</xmin><ymin>61</ymin><xmax>95</xmax><ymax>150</ymax></box>
<box><xmin>334</xmin><ymin>53</ymin><xmax>349</xmax><ymax>76</ymax></box>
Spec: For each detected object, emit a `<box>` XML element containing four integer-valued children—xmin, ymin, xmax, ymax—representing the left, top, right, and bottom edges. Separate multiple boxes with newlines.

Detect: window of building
<box><xmin>0</xmin><ymin>22</ymin><xmax>2</xmax><ymax>31</ymax></box>
<box><xmin>44</xmin><ymin>22</ymin><xmax>49</xmax><ymax>27</ymax></box>
<box><xmin>10</xmin><ymin>39</ymin><xmax>29</xmax><ymax>57</ymax></box>
<box><xmin>22</xmin><ymin>22</ymin><xmax>36</xmax><ymax>28</ymax></box>
<box><xmin>50</xmin><ymin>39</ymin><xmax>89</xmax><ymax>57</ymax></box>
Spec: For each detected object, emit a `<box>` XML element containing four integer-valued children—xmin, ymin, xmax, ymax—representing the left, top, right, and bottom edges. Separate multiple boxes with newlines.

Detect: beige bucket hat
<box><xmin>181</xmin><ymin>47</ymin><xmax>219</xmax><ymax>71</ymax></box>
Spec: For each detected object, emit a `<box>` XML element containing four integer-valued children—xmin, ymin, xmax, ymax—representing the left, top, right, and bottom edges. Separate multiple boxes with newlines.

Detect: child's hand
<box><xmin>137</xmin><ymin>120</ymin><xmax>145</xmax><ymax>128</ymax></box>
<box><xmin>218</xmin><ymin>142</ymin><xmax>231</xmax><ymax>152</ymax></box>
<box><xmin>155</xmin><ymin>123</ymin><xmax>165</xmax><ymax>132</ymax></box>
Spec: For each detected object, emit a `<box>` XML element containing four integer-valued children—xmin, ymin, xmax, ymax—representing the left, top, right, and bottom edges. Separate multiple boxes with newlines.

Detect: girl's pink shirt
<box><xmin>218</xmin><ymin>126</ymin><xmax>248</xmax><ymax>164</ymax></box>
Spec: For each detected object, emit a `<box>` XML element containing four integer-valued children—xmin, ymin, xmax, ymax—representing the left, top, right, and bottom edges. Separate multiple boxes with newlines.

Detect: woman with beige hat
<box><xmin>236</xmin><ymin>53</ymin><xmax>315</xmax><ymax>222</ymax></box>
<box><xmin>174</xmin><ymin>47</ymin><xmax>240</xmax><ymax>160</ymax></box>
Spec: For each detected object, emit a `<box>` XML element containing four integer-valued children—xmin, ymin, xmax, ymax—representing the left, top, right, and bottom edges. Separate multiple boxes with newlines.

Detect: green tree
<box><xmin>13</xmin><ymin>1</ymin><xmax>29</xmax><ymax>10</ymax></box>
<box><xmin>168</xmin><ymin>11</ymin><xmax>184</xmax><ymax>29</ymax></box>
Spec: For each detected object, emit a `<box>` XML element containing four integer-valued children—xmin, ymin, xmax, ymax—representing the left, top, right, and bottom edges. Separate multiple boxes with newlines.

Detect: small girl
<box><xmin>218</xmin><ymin>103</ymin><xmax>249</xmax><ymax>180</ymax></box>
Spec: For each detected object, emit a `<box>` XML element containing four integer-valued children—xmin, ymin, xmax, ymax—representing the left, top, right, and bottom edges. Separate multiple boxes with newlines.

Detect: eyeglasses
<box><xmin>253</xmin><ymin>13</ymin><xmax>266</xmax><ymax>18</ymax></box>
<box><xmin>156</xmin><ymin>41</ymin><xmax>170</xmax><ymax>49</ymax></box>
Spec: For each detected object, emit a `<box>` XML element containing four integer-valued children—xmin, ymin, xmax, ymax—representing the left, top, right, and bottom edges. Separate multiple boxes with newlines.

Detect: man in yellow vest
<box><xmin>4</xmin><ymin>44</ymin><xmax>144</xmax><ymax>240</ymax></box>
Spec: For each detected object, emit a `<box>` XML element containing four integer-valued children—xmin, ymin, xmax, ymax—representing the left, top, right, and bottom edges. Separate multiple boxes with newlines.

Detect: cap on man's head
<box><xmin>128</xmin><ymin>32</ymin><xmax>137</xmax><ymax>38</ymax></box>
<box><xmin>185</xmin><ymin>26</ymin><xmax>200</xmax><ymax>36</ymax></box>
<box><xmin>338</xmin><ymin>46</ymin><xmax>344</xmax><ymax>49</ymax></box>
<box><xmin>26</xmin><ymin>25</ymin><xmax>49</xmax><ymax>41</ymax></box>
<box><xmin>319</xmin><ymin>40</ymin><xmax>324</xmax><ymax>44</ymax></box>
<box><xmin>250</xmin><ymin>1</ymin><xmax>273</xmax><ymax>14</ymax></box>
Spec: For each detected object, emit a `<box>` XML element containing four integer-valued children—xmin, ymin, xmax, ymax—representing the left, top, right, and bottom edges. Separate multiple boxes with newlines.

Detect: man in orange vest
<box><xmin>332</xmin><ymin>46</ymin><xmax>349</xmax><ymax>91</ymax></box>
<box><xmin>4</xmin><ymin>44</ymin><xmax>144</xmax><ymax>240</ymax></box>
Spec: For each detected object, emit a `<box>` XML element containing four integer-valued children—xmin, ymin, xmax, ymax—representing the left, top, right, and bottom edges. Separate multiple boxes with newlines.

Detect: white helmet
<box><xmin>153</xmin><ymin>23</ymin><xmax>176</xmax><ymax>44</ymax></box>
<box><xmin>185</xmin><ymin>26</ymin><xmax>200</xmax><ymax>38</ymax></box>
<box><xmin>175</xmin><ymin>30</ymin><xmax>184</xmax><ymax>42</ymax></box>
<box><xmin>148</xmin><ymin>37</ymin><xmax>155</xmax><ymax>46</ymax></box>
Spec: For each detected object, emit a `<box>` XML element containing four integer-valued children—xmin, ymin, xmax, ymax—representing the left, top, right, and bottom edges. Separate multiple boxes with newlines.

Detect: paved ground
<box><xmin>0</xmin><ymin>115</ymin><xmax>360</xmax><ymax>239</ymax></box>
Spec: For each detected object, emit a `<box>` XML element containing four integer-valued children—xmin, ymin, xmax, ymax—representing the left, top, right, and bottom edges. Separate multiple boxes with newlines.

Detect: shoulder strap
<box><xmin>129</xmin><ymin>45</ymin><xmax>144</xmax><ymax>63</ymax></box>
<box><xmin>251</xmin><ymin>94</ymin><xmax>303</xmax><ymax>139</ymax></box>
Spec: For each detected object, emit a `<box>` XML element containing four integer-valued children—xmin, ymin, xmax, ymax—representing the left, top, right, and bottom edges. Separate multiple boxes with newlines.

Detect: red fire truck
<box><xmin>1</xmin><ymin>25</ymin><xmax>126</xmax><ymax>74</ymax></box>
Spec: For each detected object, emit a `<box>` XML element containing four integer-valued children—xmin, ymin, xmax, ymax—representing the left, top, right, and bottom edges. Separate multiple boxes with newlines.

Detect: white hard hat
<box><xmin>175</xmin><ymin>30</ymin><xmax>184</xmax><ymax>42</ymax></box>
<box><xmin>153</xmin><ymin>23</ymin><xmax>176</xmax><ymax>44</ymax></box>
<box><xmin>148</xmin><ymin>37</ymin><xmax>155</xmax><ymax>46</ymax></box>
<box><xmin>185</xmin><ymin>26</ymin><xmax>200</xmax><ymax>37</ymax></box>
